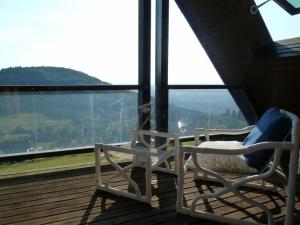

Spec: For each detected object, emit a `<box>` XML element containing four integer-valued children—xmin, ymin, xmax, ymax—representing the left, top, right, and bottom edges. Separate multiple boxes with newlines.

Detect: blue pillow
<box><xmin>243</xmin><ymin>107</ymin><xmax>291</xmax><ymax>170</ymax></box>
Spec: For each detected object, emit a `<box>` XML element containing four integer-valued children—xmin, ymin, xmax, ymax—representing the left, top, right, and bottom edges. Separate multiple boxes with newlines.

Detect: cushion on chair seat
<box><xmin>186</xmin><ymin>141</ymin><xmax>257</xmax><ymax>174</ymax></box>
<box><xmin>243</xmin><ymin>107</ymin><xmax>291</xmax><ymax>170</ymax></box>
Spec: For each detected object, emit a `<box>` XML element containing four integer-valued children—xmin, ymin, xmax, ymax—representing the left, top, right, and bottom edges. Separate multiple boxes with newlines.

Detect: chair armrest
<box><xmin>194</xmin><ymin>125</ymin><xmax>255</xmax><ymax>144</ymax></box>
<box><xmin>182</xmin><ymin>141</ymin><xmax>294</xmax><ymax>155</ymax></box>
<box><xmin>96</xmin><ymin>143</ymin><xmax>149</xmax><ymax>156</ymax></box>
<box><xmin>131</xmin><ymin>130</ymin><xmax>180</xmax><ymax>151</ymax></box>
<box><xmin>131</xmin><ymin>129</ymin><xmax>179</xmax><ymax>139</ymax></box>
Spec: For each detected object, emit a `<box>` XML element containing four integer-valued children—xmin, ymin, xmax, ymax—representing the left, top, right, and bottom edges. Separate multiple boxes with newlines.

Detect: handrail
<box><xmin>168</xmin><ymin>84</ymin><xmax>242</xmax><ymax>89</ymax></box>
<box><xmin>0</xmin><ymin>85</ymin><xmax>141</xmax><ymax>92</ymax></box>
<box><xmin>0</xmin><ymin>132</ymin><xmax>249</xmax><ymax>162</ymax></box>
<box><xmin>0</xmin><ymin>85</ymin><xmax>244</xmax><ymax>162</ymax></box>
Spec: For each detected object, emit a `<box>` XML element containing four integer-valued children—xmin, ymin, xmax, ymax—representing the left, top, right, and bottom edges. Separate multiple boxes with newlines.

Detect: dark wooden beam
<box><xmin>0</xmin><ymin>85</ymin><xmax>140</xmax><ymax>93</ymax></box>
<box><xmin>155</xmin><ymin>0</ymin><xmax>169</xmax><ymax>133</ymax></box>
<box><xmin>138</xmin><ymin>0</ymin><xmax>151</xmax><ymax>130</ymax></box>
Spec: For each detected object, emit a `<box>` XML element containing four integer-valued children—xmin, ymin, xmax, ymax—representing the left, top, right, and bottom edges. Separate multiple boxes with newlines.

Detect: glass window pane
<box><xmin>168</xmin><ymin>0</ymin><xmax>223</xmax><ymax>85</ymax></box>
<box><xmin>0</xmin><ymin>90</ymin><xmax>138</xmax><ymax>156</ymax></box>
<box><xmin>169</xmin><ymin>89</ymin><xmax>248</xmax><ymax>136</ymax></box>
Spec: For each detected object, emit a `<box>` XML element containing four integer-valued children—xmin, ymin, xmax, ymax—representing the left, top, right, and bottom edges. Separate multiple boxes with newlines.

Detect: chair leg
<box><xmin>284</xmin><ymin>149</ymin><xmax>299</xmax><ymax>225</ymax></box>
<box><xmin>94</xmin><ymin>145</ymin><xmax>102</xmax><ymax>189</ymax></box>
<box><xmin>145</xmin><ymin>152</ymin><xmax>152</xmax><ymax>203</ymax></box>
<box><xmin>176</xmin><ymin>145</ymin><xmax>185</xmax><ymax>212</ymax></box>
<box><xmin>94</xmin><ymin>145</ymin><xmax>153</xmax><ymax>204</ymax></box>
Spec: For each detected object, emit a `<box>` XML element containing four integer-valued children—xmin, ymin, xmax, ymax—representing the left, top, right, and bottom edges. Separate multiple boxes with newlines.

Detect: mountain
<box><xmin>0</xmin><ymin>66</ymin><xmax>108</xmax><ymax>85</ymax></box>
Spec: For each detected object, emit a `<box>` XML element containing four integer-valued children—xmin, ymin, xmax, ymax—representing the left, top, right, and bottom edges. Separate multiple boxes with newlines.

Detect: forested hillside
<box><xmin>0</xmin><ymin>66</ymin><xmax>107</xmax><ymax>85</ymax></box>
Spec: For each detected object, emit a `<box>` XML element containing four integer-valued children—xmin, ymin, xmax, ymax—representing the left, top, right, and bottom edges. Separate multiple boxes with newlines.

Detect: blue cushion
<box><xmin>243</xmin><ymin>107</ymin><xmax>291</xmax><ymax>170</ymax></box>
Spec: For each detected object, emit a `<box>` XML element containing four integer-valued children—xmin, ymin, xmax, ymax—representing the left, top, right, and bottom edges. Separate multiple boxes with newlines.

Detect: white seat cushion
<box><xmin>186</xmin><ymin>141</ymin><xmax>257</xmax><ymax>174</ymax></box>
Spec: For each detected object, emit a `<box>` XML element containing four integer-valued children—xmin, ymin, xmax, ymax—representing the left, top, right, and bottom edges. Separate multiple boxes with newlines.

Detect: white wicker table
<box><xmin>94</xmin><ymin>130</ymin><xmax>180</xmax><ymax>204</ymax></box>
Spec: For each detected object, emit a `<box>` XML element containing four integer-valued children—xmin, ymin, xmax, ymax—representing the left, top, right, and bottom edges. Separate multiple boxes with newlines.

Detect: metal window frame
<box><xmin>155</xmin><ymin>0</ymin><xmax>169</xmax><ymax>133</ymax></box>
<box><xmin>138</xmin><ymin>0</ymin><xmax>151</xmax><ymax>131</ymax></box>
<box><xmin>274</xmin><ymin>0</ymin><xmax>300</xmax><ymax>15</ymax></box>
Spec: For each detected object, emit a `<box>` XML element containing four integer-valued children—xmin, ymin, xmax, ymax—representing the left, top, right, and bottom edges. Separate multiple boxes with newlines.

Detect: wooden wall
<box><xmin>175</xmin><ymin>0</ymin><xmax>300</xmax><ymax>120</ymax></box>
<box><xmin>247</xmin><ymin>38</ymin><xmax>300</xmax><ymax>116</ymax></box>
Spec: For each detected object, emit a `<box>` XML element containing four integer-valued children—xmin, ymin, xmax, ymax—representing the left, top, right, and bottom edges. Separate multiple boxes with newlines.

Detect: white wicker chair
<box><xmin>95</xmin><ymin>130</ymin><xmax>180</xmax><ymax>204</ymax></box>
<box><xmin>176</xmin><ymin>109</ymin><xmax>300</xmax><ymax>225</ymax></box>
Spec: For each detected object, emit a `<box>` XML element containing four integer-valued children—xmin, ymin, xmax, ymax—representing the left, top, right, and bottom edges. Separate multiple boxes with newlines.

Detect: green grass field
<box><xmin>0</xmin><ymin>140</ymin><xmax>195</xmax><ymax>178</ymax></box>
<box><xmin>0</xmin><ymin>153</ymin><xmax>96</xmax><ymax>176</ymax></box>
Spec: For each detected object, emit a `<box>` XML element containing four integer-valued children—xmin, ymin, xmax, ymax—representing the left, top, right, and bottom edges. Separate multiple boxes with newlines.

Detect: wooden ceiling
<box><xmin>175</xmin><ymin>0</ymin><xmax>300</xmax><ymax>122</ymax></box>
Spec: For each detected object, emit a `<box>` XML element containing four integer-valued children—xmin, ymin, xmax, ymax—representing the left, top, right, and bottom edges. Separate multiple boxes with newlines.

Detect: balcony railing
<box><xmin>0</xmin><ymin>85</ymin><xmax>140</xmax><ymax>162</ymax></box>
<box><xmin>0</xmin><ymin>84</ymin><xmax>248</xmax><ymax>163</ymax></box>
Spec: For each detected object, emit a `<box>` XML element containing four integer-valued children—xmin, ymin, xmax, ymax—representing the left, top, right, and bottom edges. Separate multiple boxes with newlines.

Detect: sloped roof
<box><xmin>175</xmin><ymin>0</ymin><xmax>300</xmax><ymax>120</ymax></box>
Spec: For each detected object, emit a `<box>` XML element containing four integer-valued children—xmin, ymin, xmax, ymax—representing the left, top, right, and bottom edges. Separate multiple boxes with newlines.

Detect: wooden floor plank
<box><xmin>0</xmin><ymin>166</ymin><xmax>299</xmax><ymax>225</ymax></box>
<box><xmin>1</xmin><ymin>176</ymin><xmax>200</xmax><ymax>224</ymax></box>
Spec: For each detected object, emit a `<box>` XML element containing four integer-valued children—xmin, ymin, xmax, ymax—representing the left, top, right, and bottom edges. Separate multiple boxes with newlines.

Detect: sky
<box><xmin>0</xmin><ymin>0</ymin><xmax>299</xmax><ymax>85</ymax></box>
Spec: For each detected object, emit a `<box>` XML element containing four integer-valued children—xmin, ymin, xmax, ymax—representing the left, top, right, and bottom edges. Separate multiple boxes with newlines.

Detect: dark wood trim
<box><xmin>274</xmin><ymin>43</ymin><xmax>300</xmax><ymax>49</ymax></box>
<box><xmin>138</xmin><ymin>0</ymin><xmax>151</xmax><ymax>130</ymax></box>
<box><xmin>275</xmin><ymin>37</ymin><xmax>300</xmax><ymax>45</ymax></box>
<box><xmin>168</xmin><ymin>84</ymin><xmax>242</xmax><ymax>89</ymax></box>
<box><xmin>0</xmin><ymin>85</ymin><xmax>140</xmax><ymax>93</ymax></box>
<box><xmin>155</xmin><ymin>0</ymin><xmax>169</xmax><ymax>133</ymax></box>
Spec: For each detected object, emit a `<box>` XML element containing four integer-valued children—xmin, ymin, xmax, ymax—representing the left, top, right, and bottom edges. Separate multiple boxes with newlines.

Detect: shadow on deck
<box><xmin>0</xmin><ymin>164</ymin><xmax>299</xmax><ymax>225</ymax></box>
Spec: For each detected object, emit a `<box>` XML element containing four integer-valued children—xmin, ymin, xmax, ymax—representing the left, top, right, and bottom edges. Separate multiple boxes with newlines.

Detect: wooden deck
<box><xmin>0</xmin><ymin>164</ymin><xmax>299</xmax><ymax>225</ymax></box>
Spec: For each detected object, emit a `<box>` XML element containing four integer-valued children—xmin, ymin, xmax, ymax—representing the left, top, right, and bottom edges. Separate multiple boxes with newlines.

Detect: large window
<box><xmin>0</xmin><ymin>0</ymin><xmax>140</xmax><ymax>158</ymax></box>
<box><xmin>0</xmin><ymin>0</ymin><xmax>248</xmax><ymax>165</ymax></box>
<box><xmin>0</xmin><ymin>91</ymin><xmax>138</xmax><ymax>155</ymax></box>
<box><xmin>169</xmin><ymin>89</ymin><xmax>247</xmax><ymax>136</ymax></box>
